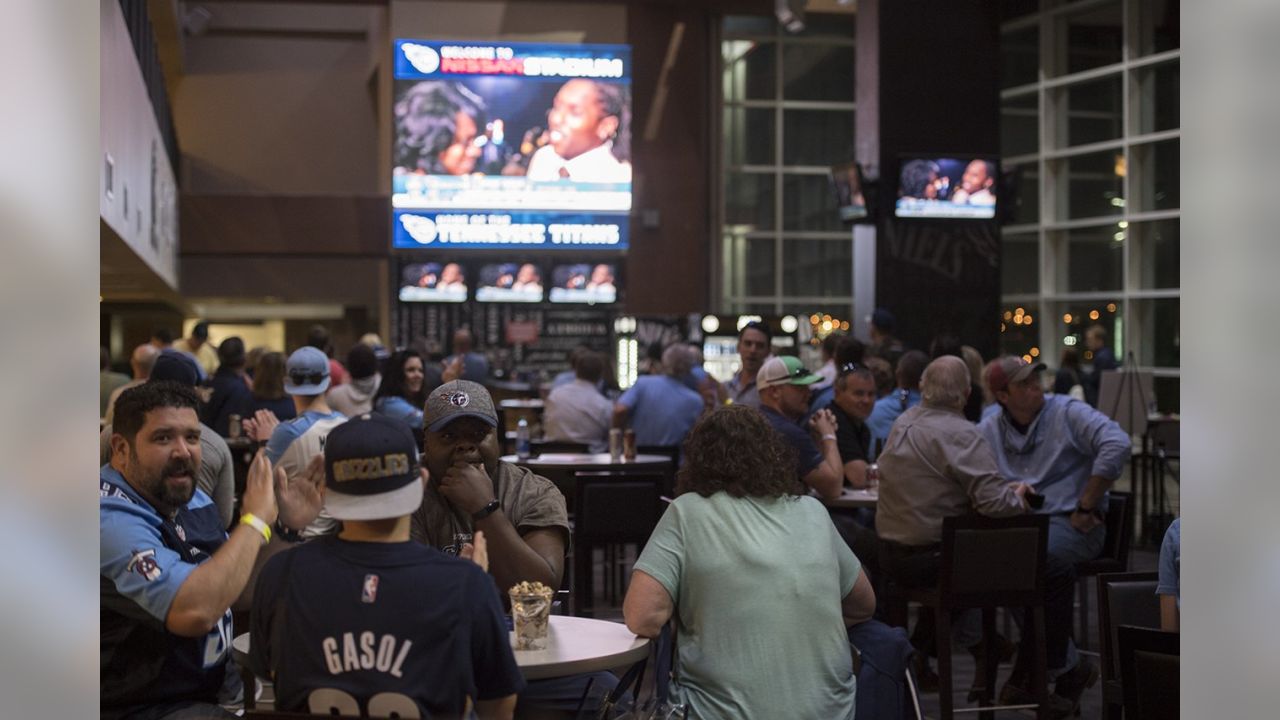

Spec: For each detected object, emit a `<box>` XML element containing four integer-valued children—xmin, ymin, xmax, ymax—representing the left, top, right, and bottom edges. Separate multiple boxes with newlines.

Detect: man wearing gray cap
<box><xmin>411</xmin><ymin>380</ymin><xmax>568</xmax><ymax>595</ymax></box>
<box><xmin>250</xmin><ymin>413</ymin><xmax>522</xmax><ymax>720</ymax></box>
<box><xmin>978</xmin><ymin>355</ymin><xmax>1130</xmax><ymax>714</ymax></box>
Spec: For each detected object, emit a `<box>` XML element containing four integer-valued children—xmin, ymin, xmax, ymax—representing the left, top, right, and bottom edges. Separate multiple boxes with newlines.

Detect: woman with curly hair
<box><xmin>624</xmin><ymin>405</ymin><xmax>876</xmax><ymax>720</ymax></box>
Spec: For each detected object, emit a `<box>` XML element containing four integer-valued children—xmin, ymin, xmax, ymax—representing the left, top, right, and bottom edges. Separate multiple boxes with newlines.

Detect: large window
<box><xmin>719</xmin><ymin>14</ymin><xmax>856</xmax><ymax>316</ymax></box>
<box><xmin>1000</xmin><ymin>0</ymin><xmax>1179</xmax><ymax>411</ymax></box>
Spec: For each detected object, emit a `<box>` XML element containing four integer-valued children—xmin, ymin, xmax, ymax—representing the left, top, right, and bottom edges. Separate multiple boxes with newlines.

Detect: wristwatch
<box><xmin>1073</xmin><ymin>504</ymin><xmax>1103</xmax><ymax>521</ymax></box>
<box><xmin>472</xmin><ymin>499</ymin><xmax>501</xmax><ymax>521</ymax></box>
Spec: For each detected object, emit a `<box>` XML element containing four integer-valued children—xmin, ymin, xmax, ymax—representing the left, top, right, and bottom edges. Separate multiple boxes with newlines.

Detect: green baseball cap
<box><xmin>756</xmin><ymin>355</ymin><xmax>821</xmax><ymax>389</ymax></box>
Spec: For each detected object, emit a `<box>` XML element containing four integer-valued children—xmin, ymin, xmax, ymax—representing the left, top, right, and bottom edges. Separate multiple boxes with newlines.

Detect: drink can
<box><xmin>609</xmin><ymin>428</ymin><xmax>623</xmax><ymax>461</ymax></box>
<box><xmin>623</xmin><ymin>428</ymin><xmax>637</xmax><ymax>461</ymax></box>
<box><xmin>866</xmin><ymin>462</ymin><xmax>879</xmax><ymax>491</ymax></box>
<box><xmin>228</xmin><ymin>414</ymin><xmax>242</xmax><ymax>440</ymax></box>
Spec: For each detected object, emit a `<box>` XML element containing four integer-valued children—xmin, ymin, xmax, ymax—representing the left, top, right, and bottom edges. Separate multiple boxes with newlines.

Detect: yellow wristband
<box><xmin>240</xmin><ymin>513</ymin><xmax>272</xmax><ymax>545</ymax></box>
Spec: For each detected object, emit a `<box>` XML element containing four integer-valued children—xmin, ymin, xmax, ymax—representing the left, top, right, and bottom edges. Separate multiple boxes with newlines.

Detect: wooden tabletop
<box><xmin>501</xmin><ymin>453</ymin><xmax>672</xmax><ymax>470</ymax></box>
<box><xmin>232</xmin><ymin>615</ymin><xmax>649</xmax><ymax>681</ymax></box>
<box><xmin>822</xmin><ymin>487</ymin><xmax>879</xmax><ymax>509</ymax></box>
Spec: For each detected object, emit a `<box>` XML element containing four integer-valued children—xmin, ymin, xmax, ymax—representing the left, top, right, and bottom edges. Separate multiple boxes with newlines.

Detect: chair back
<box><xmin>635</xmin><ymin>444</ymin><xmax>680</xmax><ymax>495</ymax></box>
<box><xmin>574</xmin><ymin>471</ymin><xmax>665</xmax><ymax>544</ymax></box>
<box><xmin>1097</xmin><ymin>572</ymin><xmax>1160</xmax><ymax>683</ymax></box>
<box><xmin>938</xmin><ymin>514</ymin><xmax>1048</xmax><ymax>608</ymax></box>
<box><xmin>1118</xmin><ymin>625</ymin><xmax>1179</xmax><ymax>719</ymax></box>
<box><xmin>1098</xmin><ymin>491</ymin><xmax>1134</xmax><ymax>569</ymax></box>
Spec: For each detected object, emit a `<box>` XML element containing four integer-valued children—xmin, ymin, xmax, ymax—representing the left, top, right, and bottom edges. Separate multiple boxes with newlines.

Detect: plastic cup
<box><xmin>509</xmin><ymin>587</ymin><xmax>553</xmax><ymax>650</ymax></box>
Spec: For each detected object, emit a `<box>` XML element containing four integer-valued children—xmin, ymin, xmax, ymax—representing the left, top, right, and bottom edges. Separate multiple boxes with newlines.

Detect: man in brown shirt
<box><xmin>875</xmin><ymin>356</ymin><xmax>1032</xmax><ymax>701</ymax></box>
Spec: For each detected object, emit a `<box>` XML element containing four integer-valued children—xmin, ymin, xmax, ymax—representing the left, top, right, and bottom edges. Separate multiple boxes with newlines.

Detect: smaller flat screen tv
<box><xmin>475</xmin><ymin>262</ymin><xmax>544</xmax><ymax>303</ymax></box>
<box><xmin>398</xmin><ymin>262</ymin><xmax>468</xmax><ymax>302</ymax></box>
<box><xmin>549</xmin><ymin>263</ymin><xmax>617</xmax><ymax>304</ymax></box>
<box><xmin>896</xmin><ymin>156</ymin><xmax>998</xmax><ymax>219</ymax></box>
<box><xmin>829</xmin><ymin>161</ymin><xmax>867</xmax><ymax>222</ymax></box>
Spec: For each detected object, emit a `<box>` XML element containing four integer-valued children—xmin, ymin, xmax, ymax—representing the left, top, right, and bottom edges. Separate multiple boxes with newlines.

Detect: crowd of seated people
<box><xmin>101</xmin><ymin>312</ymin><xmax>1151</xmax><ymax>720</ymax></box>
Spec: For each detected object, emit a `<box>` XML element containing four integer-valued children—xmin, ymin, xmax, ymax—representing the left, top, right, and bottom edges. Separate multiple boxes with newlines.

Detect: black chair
<box><xmin>890</xmin><ymin>514</ymin><xmax>1051</xmax><ymax>720</ymax></box>
<box><xmin>635</xmin><ymin>444</ymin><xmax>680</xmax><ymax>496</ymax></box>
<box><xmin>1076</xmin><ymin>491</ymin><xmax>1134</xmax><ymax>649</ymax></box>
<box><xmin>572</xmin><ymin>471</ymin><xmax>665</xmax><ymax>617</ymax></box>
<box><xmin>1097</xmin><ymin>572</ymin><xmax>1161</xmax><ymax>720</ymax></box>
<box><xmin>1117</xmin><ymin>625</ymin><xmax>1179</xmax><ymax>719</ymax></box>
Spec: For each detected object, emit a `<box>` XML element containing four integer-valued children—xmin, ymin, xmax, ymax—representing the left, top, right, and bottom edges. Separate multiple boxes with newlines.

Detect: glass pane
<box><xmin>783</xmin><ymin>109</ymin><xmax>854</xmax><ymax>166</ymax></box>
<box><xmin>722</xmin><ymin>41</ymin><xmax>775</xmax><ymax>102</ymax></box>
<box><xmin>1065</xmin><ymin>74</ymin><xmax>1123</xmax><ymax>146</ymax></box>
<box><xmin>1135</xmin><ymin>298</ymin><xmax>1180</xmax><ymax>367</ymax></box>
<box><xmin>724</xmin><ymin>107</ymin><xmax>775</xmax><ymax>166</ymax></box>
<box><xmin>1001</xmin><ymin>26</ymin><xmax>1040</xmax><ymax>89</ymax></box>
<box><xmin>723</xmin><ymin>16</ymin><xmax>777</xmax><ymax>36</ymax></box>
<box><xmin>1135</xmin><ymin>61</ymin><xmax>1179</xmax><ymax>134</ymax></box>
<box><xmin>1138</xmin><ymin>0</ymin><xmax>1180</xmax><ymax>56</ymax></box>
<box><xmin>1000</xmin><ymin>0</ymin><xmax>1040</xmax><ymax>22</ymax></box>
<box><xmin>1066</xmin><ymin>226</ymin><xmax>1123</xmax><ymax>292</ymax></box>
<box><xmin>1058</xmin><ymin>1</ymin><xmax>1123</xmax><ymax>76</ymax></box>
<box><xmin>1007</xmin><ymin>164</ymin><xmax>1040</xmax><ymax>224</ymax></box>
<box><xmin>724</xmin><ymin>234</ymin><xmax>776</xmax><ymax>297</ymax></box>
<box><xmin>999</xmin><ymin>302</ymin><xmax>1041</xmax><ymax>360</ymax></box>
<box><xmin>783</xmin><ymin>44</ymin><xmax>855</xmax><ymax>102</ymax></box>
<box><xmin>782</xmin><ymin>174</ymin><xmax>842</xmax><ymax>231</ymax></box>
<box><xmin>1061</xmin><ymin>150</ymin><xmax>1125</xmax><ymax>219</ymax></box>
<box><xmin>724</xmin><ymin>172</ymin><xmax>775</xmax><ymax>230</ymax></box>
<box><xmin>1055</xmin><ymin>299</ymin><xmax>1123</xmax><ymax>366</ymax></box>
<box><xmin>1001</xmin><ymin>92</ymin><xmax>1038</xmax><ymax>156</ymax></box>
<box><xmin>1132</xmin><ymin>139</ymin><xmax>1179</xmax><ymax>211</ymax></box>
<box><xmin>1002</xmin><ymin>232</ymin><xmax>1039</xmax><ymax>295</ymax></box>
<box><xmin>1132</xmin><ymin>219</ymin><xmax>1179</xmax><ymax>289</ymax></box>
<box><xmin>1153</xmin><ymin>375</ymin><xmax>1179</xmax><ymax>414</ymax></box>
<box><xmin>782</xmin><ymin>239</ymin><xmax>852</xmax><ymax>297</ymax></box>
<box><xmin>793</xmin><ymin>13</ymin><xmax>856</xmax><ymax>39</ymax></box>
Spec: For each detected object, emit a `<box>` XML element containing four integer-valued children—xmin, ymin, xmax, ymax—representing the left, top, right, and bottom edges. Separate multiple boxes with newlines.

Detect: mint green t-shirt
<box><xmin>633</xmin><ymin>492</ymin><xmax>860</xmax><ymax>720</ymax></box>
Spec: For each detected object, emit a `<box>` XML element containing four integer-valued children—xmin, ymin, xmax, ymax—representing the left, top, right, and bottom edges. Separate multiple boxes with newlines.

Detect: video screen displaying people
<box><xmin>398</xmin><ymin>262</ymin><xmax>468</xmax><ymax>302</ymax></box>
<box><xmin>895</xmin><ymin>157</ymin><xmax>998</xmax><ymax>219</ymax></box>
<box><xmin>549</xmin><ymin>263</ymin><xmax>617</xmax><ymax>304</ymax></box>
<box><xmin>829</xmin><ymin>161</ymin><xmax>867</xmax><ymax>221</ymax></box>
<box><xmin>475</xmin><ymin>262</ymin><xmax>544</xmax><ymax>303</ymax></box>
<box><xmin>391</xmin><ymin>40</ymin><xmax>633</xmax><ymax>215</ymax></box>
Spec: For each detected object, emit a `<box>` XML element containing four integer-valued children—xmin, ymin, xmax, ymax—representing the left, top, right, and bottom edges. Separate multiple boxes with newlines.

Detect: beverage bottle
<box><xmin>866</xmin><ymin>462</ymin><xmax>879</xmax><ymax>492</ymax></box>
<box><xmin>516</xmin><ymin>418</ymin><xmax>531</xmax><ymax>461</ymax></box>
<box><xmin>609</xmin><ymin>428</ymin><xmax>623</xmax><ymax>461</ymax></box>
<box><xmin>623</xmin><ymin>428</ymin><xmax>637</xmax><ymax>461</ymax></box>
<box><xmin>228</xmin><ymin>414</ymin><xmax>242</xmax><ymax>440</ymax></box>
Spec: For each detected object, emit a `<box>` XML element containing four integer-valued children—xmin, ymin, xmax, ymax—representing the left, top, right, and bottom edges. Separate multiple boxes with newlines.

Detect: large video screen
<box><xmin>475</xmin><ymin>262</ymin><xmax>544</xmax><ymax>303</ymax></box>
<box><xmin>392</xmin><ymin>40</ymin><xmax>632</xmax><ymax>251</ymax></box>
<box><xmin>895</xmin><ymin>156</ymin><xmax>999</xmax><ymax>219</ymax></box>
<box><xmin>398</xmin><ymin>262</ymin><xmax>468</xmax><ymax>302</ymax></box>
<box><xmin>549</xmin><ymin>263</ymin><xmax>618</xmax><ymax>304</ymax></box>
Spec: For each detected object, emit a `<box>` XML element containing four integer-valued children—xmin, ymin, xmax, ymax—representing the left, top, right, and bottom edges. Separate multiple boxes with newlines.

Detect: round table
<box><xmin>232</xmin><ymin>615</ymin><xmax>649</xmax><ymax>681</ymax></box>
<box><xmin>501</xmin><ymin>453</ymin><xmax>672</xmax><ymax>472</ymax></box>
<box><xmin>822</xmin><ymin>487</ymin><xmax>879</xmax><ymax>509</ymax></box>
<box><xmin>513</xmin><ymin>615</ymin><xmax>650</xmax><ymax>680</ymax></box>
<box><xmin>499</xmin><ymin>399</ymin><xmax>545</xmax><ymax>410</ymax></box>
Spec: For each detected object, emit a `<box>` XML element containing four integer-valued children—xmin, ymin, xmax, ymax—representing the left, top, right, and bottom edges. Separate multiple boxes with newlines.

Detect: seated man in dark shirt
<box><xmin>250</xmin><ymin>413</ymin><xmax>522</xmax><ymax>719</ymax></box>
<box><xmin>827</xmin><ymin>364</ymin><xmax>877</xmax><ymax>488</ymax></box>
<box><xmin>755</xmin><ymin>355</ymin><xmax>843</xmax><ymax>501</ymax></box>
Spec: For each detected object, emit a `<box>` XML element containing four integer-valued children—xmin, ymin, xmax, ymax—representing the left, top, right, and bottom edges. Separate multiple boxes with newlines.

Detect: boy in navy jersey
<box><xmin>250</xmin><ymin>413</ymin><xmax>523</xmax><ymax>719</ymax></box>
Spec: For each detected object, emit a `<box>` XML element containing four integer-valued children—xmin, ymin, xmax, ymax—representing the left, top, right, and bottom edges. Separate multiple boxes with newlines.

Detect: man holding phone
<box><xmin>979</xmin><ymin>355</ymin><xmax>1131</xmax><ymax>715</ymax></box>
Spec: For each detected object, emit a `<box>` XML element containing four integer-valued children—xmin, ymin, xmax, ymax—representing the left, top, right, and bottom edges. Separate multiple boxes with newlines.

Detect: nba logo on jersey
<box><xmin>362</xmin><ymin>574</ymin><xmax>379</xmax><ymax>604</ymax></box>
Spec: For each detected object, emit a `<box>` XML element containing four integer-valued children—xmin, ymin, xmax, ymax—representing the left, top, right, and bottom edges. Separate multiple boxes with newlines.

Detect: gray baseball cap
<box><xmin>424</xmin><ymin>380</ymin><xmax>497</xmax><ymax>433</ymax></box>
<box><xmin>284</xmin><ymin>346</ymin><xmax>331</xmax><ymax>395</ymax></box>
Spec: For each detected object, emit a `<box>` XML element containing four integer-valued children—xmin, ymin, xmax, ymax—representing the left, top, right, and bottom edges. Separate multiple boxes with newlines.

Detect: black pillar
<box><xmin>859</xmin><ymin>0</ymin><xmax>1003</xmax><ymax>359</ymax></box>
